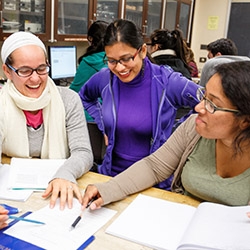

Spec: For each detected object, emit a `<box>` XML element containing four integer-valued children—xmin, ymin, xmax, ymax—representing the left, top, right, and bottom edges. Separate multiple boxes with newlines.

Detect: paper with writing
<box><xmin>8</xmin><ymin>158</ymin><xmax>66</xmax><ymax>190</ymax></box>
<box><xmin>4</xmin><ymin>198</ymin><xmax>117</xmax><ymax>250</ymax></box>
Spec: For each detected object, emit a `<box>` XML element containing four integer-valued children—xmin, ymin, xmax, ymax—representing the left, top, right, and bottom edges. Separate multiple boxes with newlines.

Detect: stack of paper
<box><xmin>0</xmin><ymin>158</ymin><xmax>66</xmax><ymax>201</ymax></box>
<box><xmin>8</xmin><ymin>158</ymin><xmax>66</xmax><ymax>190</ymax></box>
<box><xmin>0</xmin><ymin>164</ymin><xmax>32</xmax><ymax>201</ymax></box>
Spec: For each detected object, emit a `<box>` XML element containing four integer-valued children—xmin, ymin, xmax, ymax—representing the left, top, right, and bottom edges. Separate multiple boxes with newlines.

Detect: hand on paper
<box><xmin>42</xmin><ymin>178</ymin><xmax>82</xmax><ymax>210</ymax></box>
<box><xmin>82</xmin><ymin>185</ymin><xmax>103</xmax><ymax>210</ymax></box>
<box><xmin>0</xmin><ymin>205</ymin><xmax>9</xmax><ymax>229</ymax></box>
<box><xmin>247</xmin><ymin>212</ymin><xmax>250</xmax><ymax>218</ymax></box>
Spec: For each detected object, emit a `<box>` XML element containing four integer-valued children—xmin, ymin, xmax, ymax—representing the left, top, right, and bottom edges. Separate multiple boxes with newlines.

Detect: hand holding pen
<box><xmin>70</xmin><ymin>185</ymin><xmax>104</xmax><ymax>231</ymax></box>
<box><xmin>70</xmin><ymin>196</ymin><xmax>98</xmax><ymax>231</ymax></box>
<box><xmin>82</xmin><ymin>185</ymin><xmax>104</xmax><ymax>211</ymax></box>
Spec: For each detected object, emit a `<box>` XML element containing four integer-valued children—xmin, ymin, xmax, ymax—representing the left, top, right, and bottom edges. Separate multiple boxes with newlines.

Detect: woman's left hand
<box><xmin>42</xmin><ymin>178</ymin><xmax>82</xmax><ymax>210</ymax></box>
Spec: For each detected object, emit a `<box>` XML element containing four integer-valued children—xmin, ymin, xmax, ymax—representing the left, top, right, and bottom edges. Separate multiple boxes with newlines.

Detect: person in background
<box><xmin>0</xmin><ymin>206</ymin><xmax>8</xmax><ymax>229</ymax></box>
<box><xmin>206</xmin><ymin>38</ymin><xmax>238</xmax><ymax>59</ymax></box>
<box><xmin>70</xmin><ymin>20</ymin><xmax>109</xmax><ymax>121</ymax></box>
<box><xmin>147</xmin><ymin>28</ymin><xmax>191</xmax><ymax>80</ymax></box>
<box><xmin>0</xmin><ymin>32</ymin><xmax>93</xmax><ymax>210</ymax></box>
<box><xmin>184</xmin><ymin>43</ymin><xmax>199</xmax><ymax>77</ymax></box>
<box><xmin>82</xmin><ymin>60</ymin><xmax>250</xmax><ymax>209</ymax></box>
<box><xmin>79</xmin><ymin>19</ymin><xmax>200</xmax><ymax>190</ymax></box>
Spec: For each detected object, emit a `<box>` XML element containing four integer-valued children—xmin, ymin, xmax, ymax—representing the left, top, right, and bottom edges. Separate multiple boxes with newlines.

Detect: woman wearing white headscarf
<box><xmin>0</xmin><ymin>32</ymin><xmax>93</xmax><ymax>210</ymax></box>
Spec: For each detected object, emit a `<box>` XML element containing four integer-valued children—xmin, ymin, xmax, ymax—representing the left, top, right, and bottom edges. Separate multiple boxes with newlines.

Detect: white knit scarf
<box><xmin>0</xmin><ymin>78</ymin><xmax>69</xmax><ymax>159</ymax></box>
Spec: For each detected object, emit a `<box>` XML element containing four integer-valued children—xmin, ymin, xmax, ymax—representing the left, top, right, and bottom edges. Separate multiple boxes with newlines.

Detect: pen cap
<box><xmin>0</xmin><ymin>204</ymin><xmax>21</xmax><ymax>214</ymax></box>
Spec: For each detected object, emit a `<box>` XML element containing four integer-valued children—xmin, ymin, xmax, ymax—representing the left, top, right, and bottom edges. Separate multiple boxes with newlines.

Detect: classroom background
<box><xmin>0</xmin><ymin>0</ymin><xmax>248</xmax><ymax>79</ymax></box>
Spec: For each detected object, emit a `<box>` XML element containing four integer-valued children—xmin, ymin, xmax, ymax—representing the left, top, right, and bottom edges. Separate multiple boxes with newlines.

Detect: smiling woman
<box><xmin>0</xmin><ymin>32</ymin><xmax>93</xmax><ymax>217</ymax></box>
<box><xmin>79</xmin><ymin>19</ymin><xmax>200</xmax><ymax>191</ymax></box>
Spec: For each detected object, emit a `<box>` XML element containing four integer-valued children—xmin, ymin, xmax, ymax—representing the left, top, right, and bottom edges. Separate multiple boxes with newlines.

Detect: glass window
<box><xmin>164</xmin><ymin>0</ymin><xmax>177</xmax><ymax>31</ymax></box>
<box><xmin>3</xmin><ymin>0</ymin><xmax>45</xmax><ymax>34</ymax></box>
<box><xmin>58</xmin><ymin>0</ymin><xmax>88</xmax><ymax>35</ymax></box>
<box><xmin>96</xmin><ymin>0</ymin><xmax>119</xmax><ymax>23</ymax></box>
<box><xmin>179</xmin><ymin>2</ymin><xmax>190</xmax><ymax>39</ymax></box>
<box><xmin>125</xmin><ymin>0</ymin><xmax>144</xmax><ymax>29</ymax></box>
<box><xmin>147</xmin><ymin>0</ymin><xmax>162</xmax><ymax>36</ymax></box>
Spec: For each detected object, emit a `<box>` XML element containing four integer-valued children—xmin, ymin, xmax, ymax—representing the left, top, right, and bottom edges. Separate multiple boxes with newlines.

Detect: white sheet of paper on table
<box><xmin>4</xmin><ymin>198</ymin><xmax>117</xmax><ymax>250</ymax></box>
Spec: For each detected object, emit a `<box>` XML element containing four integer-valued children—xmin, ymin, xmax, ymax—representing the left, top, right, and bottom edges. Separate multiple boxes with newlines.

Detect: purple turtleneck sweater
<box><xmin>111</xmin><ymin>64</ymin><xmax>152</xmax><ymax>176</ymax></box>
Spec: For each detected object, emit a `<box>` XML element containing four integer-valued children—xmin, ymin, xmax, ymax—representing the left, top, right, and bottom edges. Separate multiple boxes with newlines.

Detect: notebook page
<box><xmin>178</xmin><ymin>202</ymin><xmax>250</xmax><ymax>250</ymax></box>
<box><xmin>106</xmin><ymin>194</ymin><xmax>196</xmax><ymax>250</ymax></box>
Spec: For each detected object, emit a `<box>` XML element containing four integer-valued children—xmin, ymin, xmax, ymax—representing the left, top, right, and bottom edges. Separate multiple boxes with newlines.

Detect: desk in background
<box><xmin>1</xmin><ymin>155</ymin><xmax>200</xmax><ymax>249</ymax></box>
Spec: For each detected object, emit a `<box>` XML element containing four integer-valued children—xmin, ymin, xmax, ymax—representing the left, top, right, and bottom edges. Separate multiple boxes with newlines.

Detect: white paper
<box><xmin>4</xmin><ymin>198</ymin><xmax>117</xmax><ymax>250</ymax></box>
<box><xmin>9</xmin><ymin>158</ymin><xmax>66</xmax><ymax>190</ymax></box>
<box><xmin>0</xmin><ymin>164</ymin><xmax>32</xmax><ymax>201</ymax></box>
<box><xmin>106</xmin><ymin>194</ymin><xmax>196</xmax><ymax>250</ymax></box>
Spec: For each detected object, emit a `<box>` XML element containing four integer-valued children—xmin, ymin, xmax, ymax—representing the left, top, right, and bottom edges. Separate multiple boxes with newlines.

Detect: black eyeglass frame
<box><xmin>103</xmin><ymin>47</ymin><xmax>142</xmax><ymax>67</ymax></box>
<box><xmin>6</xmin><ymin>63</ymin><xmax>50</xmax><ymax>78</ymax></box>
<box><xmin>196</xmin><ymin>88</ymin><xmax>240</xmax><ymax>114</ymax></box>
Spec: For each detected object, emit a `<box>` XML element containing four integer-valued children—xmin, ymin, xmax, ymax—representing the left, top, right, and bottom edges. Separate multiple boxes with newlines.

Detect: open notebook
<box><xmin>106</xmin><ymin>194</ymin><xmax>250</xmax><ymax>250</ymax></box>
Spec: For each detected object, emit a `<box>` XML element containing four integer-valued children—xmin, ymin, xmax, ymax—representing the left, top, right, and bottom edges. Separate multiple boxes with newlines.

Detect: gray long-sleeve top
<box><xmin>0</xmin><ymin>87</ymin><xmax>93</xmax><ymax>183</ymax></box>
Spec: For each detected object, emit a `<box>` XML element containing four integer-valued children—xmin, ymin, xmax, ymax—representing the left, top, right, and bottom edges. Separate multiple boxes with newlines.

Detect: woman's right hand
<box><xmin>82</xmin><ymin>185</ymin><xmax>104</xmax><ymax>210</ymax></box>
<box><xmin>0</xmin><ymin>206</ymin><xmax>9</xmax><ymax>229</ymax></box>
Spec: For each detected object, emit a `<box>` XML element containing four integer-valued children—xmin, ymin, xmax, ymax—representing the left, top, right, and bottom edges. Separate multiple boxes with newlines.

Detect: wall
<box><xmin>190</xmin><ymin>0</ymin><xmax>230</xmax><ymax>74</ymax></box>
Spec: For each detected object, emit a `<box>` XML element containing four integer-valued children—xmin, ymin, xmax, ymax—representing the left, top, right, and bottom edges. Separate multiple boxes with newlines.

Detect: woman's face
<box><xmin>195</xmin><ymin>74</ymin><xmax>241</xmax><ymax>142</ymax></box>
<box><xmin>3</xmin><ymin>45</ymin><xmax>48</xmax><ymax>98</ymax></box>
<box><xmin>105</xmin><ymin>42</ymin><xmax>147</xmax><ymax>83</ymax></box>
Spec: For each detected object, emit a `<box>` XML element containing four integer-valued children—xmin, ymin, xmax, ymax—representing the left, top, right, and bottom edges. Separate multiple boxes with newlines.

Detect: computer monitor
<box><xmin>48</xmin><ymin>46</ymin><xmax>77</xmax><ymax>85</ymax></box>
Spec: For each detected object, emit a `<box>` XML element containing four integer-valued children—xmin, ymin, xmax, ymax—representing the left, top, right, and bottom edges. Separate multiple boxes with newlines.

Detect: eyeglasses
<box><xmin>103</xmin><ymin>47</ymin><xmax>141</xmax><ymax>67</ymax></box>
<box><xmin>7</xmin><ymin>64</ymin><xmax>50</xmax><ymax>77</ymax></box>
<box><xmin>196</xmin><ymin>88</ymin><xmax>240</xmax><ymax>114</ymax></box>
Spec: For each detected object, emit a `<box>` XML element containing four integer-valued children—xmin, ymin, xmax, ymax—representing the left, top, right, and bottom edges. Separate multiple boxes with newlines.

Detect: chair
<box><xmin>87</xmin><ymin>122</ymin><xmax>106</xmax><ymax>165</ymax></box>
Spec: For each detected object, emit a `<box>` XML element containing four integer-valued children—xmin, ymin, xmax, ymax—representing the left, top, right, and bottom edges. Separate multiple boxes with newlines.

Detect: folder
<box><xmin>0</xmin><ymin>212</ymin><xmax>95</xmax><ymax>250</ymax></box>
<box><xmin>0</xmin><ymin>212</ymin><xmax>44</xmax><ymax>250</ymax></box>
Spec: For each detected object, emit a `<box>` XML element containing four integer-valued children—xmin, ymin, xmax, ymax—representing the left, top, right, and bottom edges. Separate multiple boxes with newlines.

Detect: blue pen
<box><xmin>80</xmin><ymin>235</ymin><xmax>95</xmax><ymax>249</ymax></box>
<box><xmin>8</xmin><ymin>215</ymin><xmax>45</xmax><ymax>225</ymax></box>
<box><xmin>0</xmin><ymin>204</ymin><xmax>21</xmax><ymax>214</ymax></box>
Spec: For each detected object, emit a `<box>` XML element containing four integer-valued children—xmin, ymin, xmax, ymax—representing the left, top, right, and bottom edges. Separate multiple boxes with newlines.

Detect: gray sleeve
<box><xmin>52</xmin><ymin>87</ymin><xmax>93</xmax><ymax>183</ymax></box>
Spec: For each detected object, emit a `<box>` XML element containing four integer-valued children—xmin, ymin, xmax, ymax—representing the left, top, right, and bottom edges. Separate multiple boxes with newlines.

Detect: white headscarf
<box><xmin>1</xmin><ymin>31</ymin><xmax>47</xmax><ymax>63</ymax></box>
